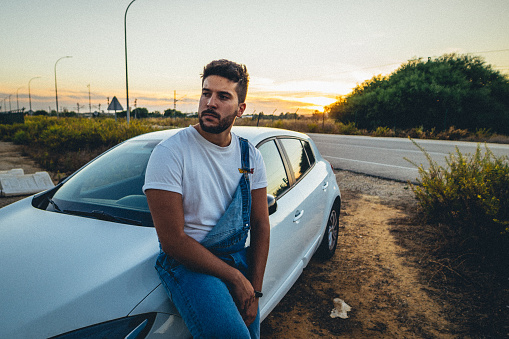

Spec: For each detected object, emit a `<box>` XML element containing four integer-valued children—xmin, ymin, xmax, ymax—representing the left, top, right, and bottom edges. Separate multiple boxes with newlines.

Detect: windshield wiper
<box><xmin>62</xmin><ymin>209</ymin><xmax>143</xmax><ymax>226</ymax></box>
<box><xmin>48</xmin><ymin>198</ymin><xmax>62</xmax><ymax>212</ymax></box>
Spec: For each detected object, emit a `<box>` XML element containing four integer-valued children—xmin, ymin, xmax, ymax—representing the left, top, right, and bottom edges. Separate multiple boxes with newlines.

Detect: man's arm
<box><xmin>145</xmin><ymin>189</ymin><xmax>255</xmax><ymax>313</ymax></box>
<box><xmin>244</xmin><ymin>187</ymin><xmax>271</xmax><ymax>325</ymax></box>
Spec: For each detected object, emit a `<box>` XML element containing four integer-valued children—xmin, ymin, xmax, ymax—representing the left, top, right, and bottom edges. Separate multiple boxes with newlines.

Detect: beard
<box><xmin>199</xmin><ymin>109</ymin><xmax>238</xmax><ymax>134</ymax></box>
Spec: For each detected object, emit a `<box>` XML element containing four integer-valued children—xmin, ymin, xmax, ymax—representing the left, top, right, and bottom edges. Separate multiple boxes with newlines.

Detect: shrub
<box><xmin>435</xmin><ymin>126</ymin><xmax>469</xmax><ymax>140</ymax></box>
<box><xmin>337</xmin><ymin>122</ymin><xmax>362</xmax><ymax>135</ymax></box>
<box><xmin>407</xmin><ymin>126</ymin><xmax>427</xmax><ymax>139</ymax></box>
<box><xmin>307</xmin><ymin>123</ymin><xmax>319</xmax><ymax>133</ymax></box>
<box><xmin>2</xmin><ymin>116</ymin><xmax>157</xmax><ymax>174</ymax></box>
<box><xmin>13</xmin><ymin>130</ymin><xmax>30</xmax><ymax>145</ymax></box>
<box><xmin>373</xmin><ymin>126</ymin><xmax>395</xmax><ymax>137</ymax></box>
<box><xmin>407</xmin><ymin>139</ymin><xmax>509</xmax><ymax>259</ymax></box>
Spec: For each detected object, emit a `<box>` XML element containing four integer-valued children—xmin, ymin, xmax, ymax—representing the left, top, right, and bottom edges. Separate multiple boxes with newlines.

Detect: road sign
<box><xmin>107</xmin><ymin>96</ymin><xmax>123</xmax><ymax>111</ymax></box>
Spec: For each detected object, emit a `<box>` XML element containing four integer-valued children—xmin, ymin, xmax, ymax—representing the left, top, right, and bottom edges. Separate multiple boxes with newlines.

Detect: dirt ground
<box><xmin>260</xmin><ymin>176</ymin><xmax>452</xmax><ymax>338</ymax></box>
<box><xmin>1</xmin><ymin>141</ymin><xmax>507</xmax><ymax>338</ymax></box>
<box><xmin>261</xmin><ymin>172</ymin><xmax>508</xmax><ymax>338</ymax></box>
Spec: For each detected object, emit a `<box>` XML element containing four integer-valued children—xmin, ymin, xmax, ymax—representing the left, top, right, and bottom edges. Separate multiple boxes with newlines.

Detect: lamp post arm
<box><xmin>54</xmin><ymin>56</ymin><xmax>72</xmax><ymax>116</ymax></box>
<box><xmin>124</xmin><ymin>0</ymin><xmax>137</xmax><ymax>125</ymax></box>
<box><xmin>29</xmin><ymin>76</ymin><xmax>41</xmax><ymax>113</ymax></box>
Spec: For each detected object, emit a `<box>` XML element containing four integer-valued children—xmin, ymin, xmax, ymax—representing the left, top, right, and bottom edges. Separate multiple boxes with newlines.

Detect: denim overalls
<box><xmin>155</xmin><ymin>137</ymin><xmax>260</xmax><ymax>339</ymax></box>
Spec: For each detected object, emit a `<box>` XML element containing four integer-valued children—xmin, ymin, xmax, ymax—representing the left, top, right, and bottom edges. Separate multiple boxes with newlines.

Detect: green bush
<box><xmin>306</xmin><ymin>123</ymin><xmax>319</xmax><ymax>133</ymax></box>
<box><xmin>337</xmin><ymin>122</ymin><xmax>362</xmax><ymax>135</ymax></box>
<box><xmin>407</xmin><ymin>139</ymin><xmax>509</xmax><ymax>254</ymax></box>
<box><xmin>13</xmin><ymin>130</ymin><xmax>30</xmax><ymax>145</ymax></box>
<box><xmin>1</xmin><ymin>116</ymin><xmax>157</xmax><ymax>174</ymax></box>
<box><xmin>373</xmin><ymin>126</ymin><xmax>395</xmax><ymax>137</ymax></box>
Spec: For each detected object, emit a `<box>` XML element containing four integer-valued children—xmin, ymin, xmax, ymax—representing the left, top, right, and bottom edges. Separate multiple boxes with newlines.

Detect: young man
<box><xmin>143</xmin><ymin>59</ymin><xmax>270</xmax><ymax>338</ymax></box>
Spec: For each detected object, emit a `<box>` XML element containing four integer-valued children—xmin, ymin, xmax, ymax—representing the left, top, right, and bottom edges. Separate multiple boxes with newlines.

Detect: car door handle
<box><xmin>322</xmin><ymin>182</ymin><xmax>329</xmax><ymax>191</ymax></box>
<box><xmin>293</xmin><ymin>210</ymin><xmax>304</xmax><ymax>223</ymax></box>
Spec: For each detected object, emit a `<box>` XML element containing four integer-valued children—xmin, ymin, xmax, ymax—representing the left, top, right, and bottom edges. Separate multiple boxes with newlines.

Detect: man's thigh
<box><xmin>157</xmin><ymin>263</ymin><xmax>251</xmax><ymax>338</ymax></box>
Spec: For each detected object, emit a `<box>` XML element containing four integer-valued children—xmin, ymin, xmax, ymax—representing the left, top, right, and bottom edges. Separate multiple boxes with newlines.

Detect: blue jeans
<box><xmin>156</xmin><ymin>250</ymin><xmax>260</xmax><ymax>338</ymax></box>
<box><xmin>155</xmin><ymin>138</ymin><xmax>259</xmax><ymax>338</ymax></box>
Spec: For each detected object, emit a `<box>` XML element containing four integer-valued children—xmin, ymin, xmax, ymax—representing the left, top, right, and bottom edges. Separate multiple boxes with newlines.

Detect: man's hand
<box><xmin>243</xmin><ymin>187</ymin><xmax>270</xmax><ymax>326</ymax></box>
<box><xmin>228</xmin><ymin>271</ymin><xmax>256</xmax><ymax>322</ymax></box>
<box><xmin>242</xmin><ymin>297</ymin><xmax>259</xmax><ymax>326</ymax></box>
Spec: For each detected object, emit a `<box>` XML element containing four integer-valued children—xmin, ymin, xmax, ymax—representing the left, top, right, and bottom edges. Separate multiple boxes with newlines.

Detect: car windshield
<box><xmin>49</xmin><ymin>139</ymin><xmax>160</xmax><ymax>227</ymax></box>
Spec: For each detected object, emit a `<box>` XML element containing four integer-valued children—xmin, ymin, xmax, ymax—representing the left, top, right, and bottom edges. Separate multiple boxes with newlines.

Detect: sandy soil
<box><xmin>1</xmin><ymin>141</ymin><xmax>506</xmax><ymax>338</ymax></box>
<box><xmin>261</xmin><ymin>172</ymin><xmax>507</xmax><ymax>338</ymax></box>
<box><xmin>260</xmin><ymin>173</ymin><xmax>456</xmax><ymax>338</ymax></box>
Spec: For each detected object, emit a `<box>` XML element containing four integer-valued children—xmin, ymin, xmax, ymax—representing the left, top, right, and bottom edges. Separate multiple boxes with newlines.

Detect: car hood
<box><xmin>0</xmin><ymin>197</ymin><xmax>171</xmax><ymax>338</ymax></box>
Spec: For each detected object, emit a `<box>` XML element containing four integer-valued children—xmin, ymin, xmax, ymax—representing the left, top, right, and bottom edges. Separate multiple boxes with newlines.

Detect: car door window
<box><xmin>279</xmin><ymin>138</ymin><xmax>312</xmax><ymax>181</ymax></box>
<box><xmin>303</xmin><ymin>140</ymin><xmax>315</xmax><ymax>165</ymax></box>
<box><xmin>257</xmin><ymin>140</ymin><xmax>290</xmax><ymax>198</ymax></box>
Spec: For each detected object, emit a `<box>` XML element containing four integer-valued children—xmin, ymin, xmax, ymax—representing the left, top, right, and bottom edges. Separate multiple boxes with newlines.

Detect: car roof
<box><xmin>130</xmin><ymin>125</ymin><xmax>311</xmax><ymax>146</ymax></box>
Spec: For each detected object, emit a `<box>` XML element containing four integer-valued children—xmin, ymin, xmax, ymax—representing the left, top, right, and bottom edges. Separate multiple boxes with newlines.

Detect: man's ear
<box><xmin>237</xmin><ymin>103</ymin><xmax>246</xmax><ymax>117</ymax></box>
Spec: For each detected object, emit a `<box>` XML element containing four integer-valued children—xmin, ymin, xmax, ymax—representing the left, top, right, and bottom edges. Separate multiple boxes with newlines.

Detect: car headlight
<box><xmin>50</xmin><ymin>313</ymin><xmax>156</xmax><ymax>339</ymax></box>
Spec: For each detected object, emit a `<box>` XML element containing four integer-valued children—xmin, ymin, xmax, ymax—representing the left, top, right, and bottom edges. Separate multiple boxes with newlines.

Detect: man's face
<box><xmin>198</xmin><ymin>75</ymin><xmax>246</xmax><ymax>134</ymax></box>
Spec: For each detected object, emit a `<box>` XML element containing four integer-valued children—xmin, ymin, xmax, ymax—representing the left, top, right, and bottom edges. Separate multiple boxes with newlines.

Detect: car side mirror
<box><xmin>267</xmin><ymin>194</ymin><xmax>277</xmax><ymax>215</ymax></box>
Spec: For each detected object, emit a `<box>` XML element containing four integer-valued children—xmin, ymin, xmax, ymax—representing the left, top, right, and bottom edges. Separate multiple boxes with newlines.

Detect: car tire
<box><xmin>316</xmin><ymin>199</ymin><xmax>341</xmax><ymax>260</ymax></box>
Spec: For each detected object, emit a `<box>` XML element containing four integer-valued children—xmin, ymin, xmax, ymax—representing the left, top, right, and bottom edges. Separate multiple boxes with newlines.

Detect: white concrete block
<box><xmin>0</xmin><ymin>168</ymin><xmax>24</xmax><ymax>177</ymax></box>
<box><xmin>0</xmin><ymin>170</ymin><xmax>55</xmax><ymax>197</ymax></box>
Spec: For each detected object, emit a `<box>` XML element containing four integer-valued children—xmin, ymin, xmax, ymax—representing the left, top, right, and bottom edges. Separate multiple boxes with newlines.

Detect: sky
<box><xmin>1</xmin><ymin>0</ymin><xmax>508</xmax><ymax>116</ymax></box>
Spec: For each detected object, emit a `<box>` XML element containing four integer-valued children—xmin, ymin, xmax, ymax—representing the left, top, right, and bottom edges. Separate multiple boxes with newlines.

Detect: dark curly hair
<box><xmin>201</xmin><ymin>59</ymin><xmax>249</xmax><ymax>104</ymax></box>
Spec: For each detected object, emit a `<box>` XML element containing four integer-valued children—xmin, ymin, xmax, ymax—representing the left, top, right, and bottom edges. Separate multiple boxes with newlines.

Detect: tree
<box><xmin>326</xmin><ymin>54</ymin><xmax>509</xmax><ymax>134</ymax></box>
<box><xmin>164</xmin><ymin>108</ymin><xmax>186</xmax><ymax>118</ymax></box>
<box><xmin>132</xmin><ymin>107</ymin><xmax>149</xmax><ymax>118</ymax></box>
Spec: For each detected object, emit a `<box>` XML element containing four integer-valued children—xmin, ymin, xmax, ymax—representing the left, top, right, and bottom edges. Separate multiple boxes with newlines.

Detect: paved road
<box><xmin>308</xmin><ymin>133</ymin><xmax>509</xmax><ymax>183</ymax></box>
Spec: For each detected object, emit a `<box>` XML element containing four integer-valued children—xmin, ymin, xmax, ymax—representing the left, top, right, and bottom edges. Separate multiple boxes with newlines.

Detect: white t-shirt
<box><xmin>143</xmin><ymin>126</ymin><xmax>267</xmax><ymax>242</ymax></box>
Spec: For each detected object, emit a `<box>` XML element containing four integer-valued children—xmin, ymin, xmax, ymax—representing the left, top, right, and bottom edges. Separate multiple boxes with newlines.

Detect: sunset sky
<box><xmin>1</xmin><ymin>0</ymin><xmax>508</xmax><ymax>115</ymax></box>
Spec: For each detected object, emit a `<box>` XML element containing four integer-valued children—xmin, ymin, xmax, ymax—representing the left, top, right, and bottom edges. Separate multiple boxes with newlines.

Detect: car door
<box><xmin>257</xmin><ymin>137</ymin><xmax>328</xmax><ymax>310</ymax></box>
<box><xmin>278</xmin><ymin>138</ymin><xmax>328</xmax><ymax>265</ymax></box>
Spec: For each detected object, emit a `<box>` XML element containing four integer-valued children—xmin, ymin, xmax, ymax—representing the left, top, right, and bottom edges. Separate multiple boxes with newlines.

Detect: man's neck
<box><xmin>193</xmin><ymin>124</ymin><xmax>233</xmax><ymax>147</ymax></box>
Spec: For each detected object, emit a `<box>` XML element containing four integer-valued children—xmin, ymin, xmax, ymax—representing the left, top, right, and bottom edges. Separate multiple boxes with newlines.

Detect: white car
<box><xmin>0</xmin><ymin>126</ymin><xmax>341</xmax><ymax>338</ymax></box>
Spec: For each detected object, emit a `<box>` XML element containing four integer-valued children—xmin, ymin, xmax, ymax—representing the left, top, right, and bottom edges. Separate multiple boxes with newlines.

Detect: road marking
<box><xmin>323</xmin><ymin>155</ymin><xmax>420</xmax><ymax>171</ymax></box>
<box><xmin>314</xmin><ymin>141</ymin><xmax>448</xmax><ymax>156</ymax></box>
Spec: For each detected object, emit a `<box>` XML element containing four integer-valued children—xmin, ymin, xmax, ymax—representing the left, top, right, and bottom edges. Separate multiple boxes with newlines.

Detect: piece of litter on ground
<box><xmin>330</xmin><ymin>298</ymin><xmax>352</xmax><ymax>319</ymax></box>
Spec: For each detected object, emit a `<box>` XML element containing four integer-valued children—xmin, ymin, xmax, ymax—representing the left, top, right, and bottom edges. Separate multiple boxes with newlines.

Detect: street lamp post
<box><xmin>54</xmin><ymin>56</ymin><xmax>72</xmax><ymax>116</ymax></box>
<box><xmin>16</xmin><ymin>87</ymin><xmax>23</xmax><ymax>111</ymax></box>
<box><xmin>125</xmin><ymin>0</ymin><xmax>137</xmax><ymax>125</ymax></box>
<box><xmin>87</xmin><ymin>84</ymin><xmax>91</xmax><ymax>115</ymax></box>
<box><xmin>28</xmin><ymin>76</ymin><xmax>41</xmax><ymax>114</ymax></box>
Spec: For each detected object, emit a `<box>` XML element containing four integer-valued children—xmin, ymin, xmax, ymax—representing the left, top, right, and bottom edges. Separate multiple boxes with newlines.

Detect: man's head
<box><xmin>197</xmin><ymin>60</ymin><xmax>249</xmax><ymax>136</ymax></box>
<box><xmin>201</xmin><ymin>59</ymin><xmax>249</xmax><ymax>104</ymax></box>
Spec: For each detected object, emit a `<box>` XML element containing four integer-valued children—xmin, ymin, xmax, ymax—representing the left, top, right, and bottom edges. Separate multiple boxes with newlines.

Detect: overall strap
<box><xmin>238</xmin><ymin>137</ymin><xmax>251</xmax><ymax>181</ymax></box>
<box><xmin>199</xmin><ymin>136</ymin><xmax>252</xmax><ymax>251</ymax></box>
<box><xmin>238</xmin><ymin>137</ymin><xmax>252</xmax><ymax>232</ymax></box>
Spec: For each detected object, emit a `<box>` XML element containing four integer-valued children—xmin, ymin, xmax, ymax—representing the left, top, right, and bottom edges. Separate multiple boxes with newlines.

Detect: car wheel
<box><xmin>316</xmin><ymin>199</ymin><xmax>340</xmax><ymax>260</ymax></box>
